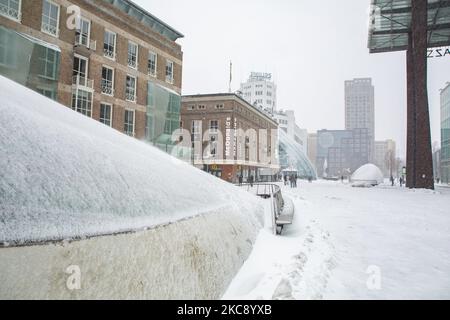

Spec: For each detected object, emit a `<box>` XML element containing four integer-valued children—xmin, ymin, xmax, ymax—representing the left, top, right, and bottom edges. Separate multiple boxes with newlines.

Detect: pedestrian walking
<box><xmin>238</xmin><ymin>175</ymin><xmax>243</xmax><ymax>186</ymax></box>
<box><xmin>248</xmin><ymin>175</ymin><xmax>254</xmax><ymax>188</ymax></box>
<box><xmin>390</xmin><ymin>175</ymin><xmax>395</xmax><ymax>187</ymax></box>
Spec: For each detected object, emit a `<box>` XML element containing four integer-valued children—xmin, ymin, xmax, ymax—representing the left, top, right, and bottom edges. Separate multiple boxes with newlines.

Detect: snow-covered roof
<box><xmin>0</xmin><ymin>76</ymin><xmax>262</xmax><ymax>245</ymax></box>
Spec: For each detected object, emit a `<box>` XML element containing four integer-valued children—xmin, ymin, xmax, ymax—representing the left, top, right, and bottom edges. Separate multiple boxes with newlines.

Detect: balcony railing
<box><xmin>127</xmin><ymin>57</ymin><xmax>137</xmax><ymax>69</ymax></box>
<box><xmin>101</xmin><ymin>80</ymin><xmax>114</xmax><ymax>95</ymax></box>
<box><xmin>75</xmin><ymin>34</ymin><xmax>97</xmax><ymax>51</ymax></box>
<box><xmin>0</xmin><ymin>4</ymin><xmax>21</xmax><ymax>20</ymax></box>
<box><xmin>104</xmin><ymin>48</ymin><xmax>115</xmax><ymax>60</ymax></box>
<box><xmin>125</xmin><ymin>91</ymin><xmax>136</xmax><ymax>102</ymax></box>
<box><xmin>41</xmin><ymin>22</ymin><xmax>58</xmax><ymax>37</ymax></box>
<box><xmin>72</xmin><ymin>75</ymin><xmax>94</xmax><ymax>91</ymax></box>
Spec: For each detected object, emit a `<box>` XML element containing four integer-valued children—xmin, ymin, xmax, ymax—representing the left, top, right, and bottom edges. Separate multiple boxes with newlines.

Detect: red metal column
<box><xmin>406</xmin><ymin>0</ymin><xmax>434</xmax><ymax>189</ymax></box>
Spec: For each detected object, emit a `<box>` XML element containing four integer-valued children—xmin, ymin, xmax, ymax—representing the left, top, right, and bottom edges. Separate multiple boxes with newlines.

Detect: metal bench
<box><xmin>237</xmin><ymin>183</ymin><xmax>294</xmax><ymax>235</ymax></box>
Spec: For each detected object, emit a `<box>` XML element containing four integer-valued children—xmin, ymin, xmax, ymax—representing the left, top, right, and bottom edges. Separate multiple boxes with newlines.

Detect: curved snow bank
<box><xmin>0</xmin><ymin>206</ymin><xmax>261</xmax><ymax>299</ymax></box>
<box><xmin>350</xmin><ymin>164</ymin><xmax>384</xmax><ymax>187</ymax></box>
<box><xmin>0</xmin><ymin>76</ymin><xmax>263</xmax><ymax>244</ymax></box>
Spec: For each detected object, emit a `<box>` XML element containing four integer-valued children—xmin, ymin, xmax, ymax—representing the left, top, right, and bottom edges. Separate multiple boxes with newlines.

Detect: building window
<box><xmin>210</xmin><ymin>120</ymin><xmax>218</xmax><ymax>133</ymax></box>
<box><xmin>72</xmin><ymin>89</ymin><xmax>92</xmax><ymax>117</ymax></box>
<box><xmin>75</xmin><ymin>17</ymin><xmax>91</xmax><ymax>47</ymax></box>
<box><xmin>72</xmin><ymin>55</ymin><xmax>89</xmax><ymax>86</ymax></box>
<box><xmin>36</xmin><ymin>88</ymin><xmax>55</xmax><ymax>100</ymax></box>
<box><xmin>192</xmin><ymin>120</ymin><xmax>201</xmax><ymax>134</ymax></box>
<box><xmin>198</xmin><ymin>104</ymin><xmax>206</xmax><ymax>110</ymax></box>
<box><xmin>125</xmin><ymin>75</ymin><xmax>136</xmax><ymax>102</ymax></box>
<box><xmin>104</xmin><ymin>30</ymin><xmax>116</xmax><ymax>60</ymax></box>
<box><xmin>41</xmin><ymin>0</ymin><xmax>60</xmax><ymax>37</ymax></box>
<box><xmin>39</xmin><ymin>47</ymin><xmax>58</xmax><ymax>79</ymax></box>
<box><xmin>127</xmin><ymin>41</ymin><xmax>138</xmax><ymax>69</ymax></box>
<box><xmin>148</xmin><ymin>51</ymin><xmax>157</xmax><ymax>77</ymax></box>
<box><xmin>124</xmin><ymin>109</ymin><xmax>135</xmax><ymax>136</ymax></box>
<box><xmin>0</xmin><ymin>0</ymin><xmax>21</xmax><ymax>21</ymax></box>
<box><xmin>101</xmin><ymin>66</ymin><xmax>114</xmax><ymax>95</ymax></box>
<box><xmin>100</xmin><ymin>103</ymin><xmax>112</xmax><ymax>127</ymax></box>
<box><xmin>166</xmin><ymin>60</ymin><xmax>174</xmax><ymax>84</ymax></box>
<box><xmin>0</xmin><ymin>28</ymin><xmax>16</xmax><ymax>67</ymax></box>
<box><xmin>215</xmin><ymin>104</ymin><xmax>224</xmax><ymax>109</ymax></box>
<box><xmin>209</xmin><ymin>135</ymin><xmax>217</xmax><ymax>157</ymax></box>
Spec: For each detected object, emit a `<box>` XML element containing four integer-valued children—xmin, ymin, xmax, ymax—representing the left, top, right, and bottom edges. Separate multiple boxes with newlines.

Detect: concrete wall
<box><xmin>0</xmin><ymin>206</ymin><xmax>262</xmax><ymax>300</ymax></box>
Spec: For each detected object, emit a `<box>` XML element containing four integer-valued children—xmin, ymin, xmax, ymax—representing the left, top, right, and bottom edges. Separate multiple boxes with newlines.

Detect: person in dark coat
<box><xmin>283</xmin><ymin>174</ymin><xmax>288</xmax><ymax>186</ymax></box>
<box><xmin>238</xmin><ymin>175</ymin><xmax>243</xmax><ymax>186</ymax></box>
<box><xmin>248</xmin><ymin>175</ymin><xmax>254</xmax><ymax>187</ymax></box>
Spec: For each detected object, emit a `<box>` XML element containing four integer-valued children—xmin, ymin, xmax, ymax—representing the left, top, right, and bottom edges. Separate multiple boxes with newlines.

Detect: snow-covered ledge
<box><xmin>0</xmin><ymin>206</ymin><xmax>261</xmax><ymax>300</ymax></box>
<box><xmin>0</xmin><ymin>76</ymin><xmax>264</xmax><ymax>299</ymax></box>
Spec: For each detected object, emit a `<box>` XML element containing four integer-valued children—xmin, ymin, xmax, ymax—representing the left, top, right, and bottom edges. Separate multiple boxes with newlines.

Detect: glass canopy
<box><xmin>104</xmin><ymin>0</ymin><xmax>184</xmax><ymax>41</ymax></box>
<box><xmin>368</xmin><ymin>0</ymin><xmax>450</xmax><ymax>53</ymax></box>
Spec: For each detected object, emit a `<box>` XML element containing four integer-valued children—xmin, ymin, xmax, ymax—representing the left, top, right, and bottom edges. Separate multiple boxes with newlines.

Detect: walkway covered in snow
<box><xmin>224</xmin><ymin>180</ymin><xmax>450</xmax><ymax>299</ymax></box>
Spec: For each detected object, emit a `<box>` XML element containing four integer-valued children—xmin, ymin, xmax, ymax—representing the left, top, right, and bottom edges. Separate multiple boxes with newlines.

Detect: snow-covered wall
<box><xmin>0</xmin><ymin>76</ymin><xmax>265</xmax><ymax>298</ymax></box>
<box><xmin>0</xmin><ymin>205</ymin><xmax>261</xmax><ymax>299</ymax></box>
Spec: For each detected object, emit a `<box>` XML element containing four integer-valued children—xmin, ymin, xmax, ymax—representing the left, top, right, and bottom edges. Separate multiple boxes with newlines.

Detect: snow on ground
<box><xmin>224</xmin><ymin>180</ymin><xmax>450</xmax><ymax>300</ymax></box>
<box><xmin>0</xmin><ymin>76</ymin><xmax>264</xmax><ymax>244</ymax></box>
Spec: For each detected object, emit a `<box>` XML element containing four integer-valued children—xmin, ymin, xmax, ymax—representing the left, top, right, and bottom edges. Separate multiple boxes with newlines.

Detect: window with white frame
<box><xmin>124</xmin><ymin>109</ymin><xmax>135</xmax><ymax>136</ymax></box>
<box><xmin>127</xmin><ymin>41</ymin><xmax>138</xmax><ymax>69</ymax></box>
<box><xmin>72</xmin><ymin>89</ymin><xmax>92</xmax><ymax>117</ymax></box>
<box><xmin>101</xmin><ymin>66</ymin><xmax>114</xmax><ymax>95</ymax></box>
<box><xmin>0</xmin><ymin>0</ymin><xmax>21</xmax><ymax>21</ymax></box>
<box><xmin>148</xmin><ymin>51</ymin><xmax>157</xmax><ymax>76</ymax></box>
<box><xmin>103</xmin><ymin>30</ymin><xmax>116</xmax><ymax>59</ymax></box>
<box><xmin>100</xmin><ymin>103</ymin><xmax>112</xmax><ymax>127</ymax></box>
<box><xmin>41</xmin><ymin>0</ymin><xmax>60</xmax><ymax>37</ymax></box>
<box><xmin>125</xmin><ymin>75</ymin><xmax>136</xmax><ymax>102</ymax></box>
<box><xmin>165</xmin><ymin>60</ymin><xmax>174</xmax><ymax>84</ymax></box>
<box><xmin>75</xmin><ymin>17</ymin><xmax>90</xmax><ymax>47</ymax></box>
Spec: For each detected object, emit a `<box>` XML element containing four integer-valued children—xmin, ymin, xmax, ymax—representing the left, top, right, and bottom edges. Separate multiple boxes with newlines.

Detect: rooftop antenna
<box><xmin>228</xmin><ymin>60</ymin><xmax>233</xmax><ymax>93</ymax></box>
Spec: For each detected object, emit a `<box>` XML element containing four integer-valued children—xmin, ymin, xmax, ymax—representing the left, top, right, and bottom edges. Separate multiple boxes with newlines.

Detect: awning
<box><xmin>16</xmin><ymin>32</ymin><xmax>61</xmax><ymax>53</ymax></box>
<box><xmin>368</xmin><ymin>0</ymin><xmax>450</xmax><ymax>53</ymax></box>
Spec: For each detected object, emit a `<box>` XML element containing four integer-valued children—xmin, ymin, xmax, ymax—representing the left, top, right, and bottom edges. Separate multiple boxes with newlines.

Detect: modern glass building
<box><xmin>0</xmin><ymin>26</ymin><xmax>60</xmax><ymax>100</ymax></box>
<box><xmin>146</xmin><ymin>82</ymin><xmax>181</xmax><ymax>153</ymax></box>
<box><xmin>278</xmin><ymin>129</ymin><xmax>317</xmax><ymax>180</ymax></box>
<box><xmin>441</xmin><ymin>83</ymin><xmax>450</xmax><ymax>183</ymax></box>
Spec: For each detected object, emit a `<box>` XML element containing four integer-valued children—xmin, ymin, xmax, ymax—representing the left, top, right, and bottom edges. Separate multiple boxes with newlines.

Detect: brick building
<box><xmin>181</xmin><ymin>93</ymin><xmax>280</xmax><ymax>183</ymax></box>
<box><xmin>0</xmin><ymin>0</ymin><xmax>183</xmax><ymax>147</ymax></box>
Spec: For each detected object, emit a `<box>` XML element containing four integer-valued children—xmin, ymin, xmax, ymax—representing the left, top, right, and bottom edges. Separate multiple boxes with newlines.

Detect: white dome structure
<box><xmin>351</xmin><ymin>164</ymin><xmax>384</xmax><ymax>187</ymax></box>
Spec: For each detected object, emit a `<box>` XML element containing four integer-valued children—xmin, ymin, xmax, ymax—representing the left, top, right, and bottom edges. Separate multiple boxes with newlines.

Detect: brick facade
<box><xmin>181</xmin><ymin>94</ymin><xmax>279</xmax><ymax>183</ymax></box>
<box><xmin>0</xmin><ymin>0</ymin><xmax>182</xmax><ymax>138</ymax></box>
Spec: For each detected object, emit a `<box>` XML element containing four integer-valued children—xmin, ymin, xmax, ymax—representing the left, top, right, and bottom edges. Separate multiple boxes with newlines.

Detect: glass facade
<box><xmin>0</xmin><ymin>26</ymin><xmax>60</xmax><ymax>100</ymax></box>
<box><xmin>278</xmin><ymin>129</ymin><xmax>317</xmax><ymax>180</ymax></box>
<box><xmin>368</xmin><ymin>0</ymin><xmax>450</xmax><ymax>53</ymax></box>
<box><xmin>442</xmin><ymin>85</ymin><xmax>450</xmax><ymax>183</ymax></box>
<box><xmin>146</xmin><ymin>82</ymin><xmax>181</xmax><ymax>153</ymax></box>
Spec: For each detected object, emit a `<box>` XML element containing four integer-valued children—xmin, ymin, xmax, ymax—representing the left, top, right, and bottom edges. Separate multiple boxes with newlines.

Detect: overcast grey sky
<box><xmin>135</xmin><ymin>0</ymin><xmax>450</xmax><ymax>158</ymax></box>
